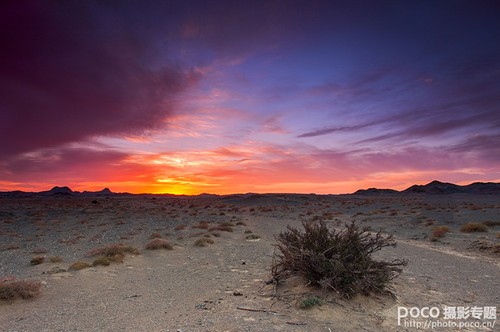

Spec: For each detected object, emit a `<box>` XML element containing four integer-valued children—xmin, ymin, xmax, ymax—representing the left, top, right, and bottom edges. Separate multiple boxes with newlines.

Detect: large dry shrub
<box><xmin>271</xmin><ymin>220</ymin><xmax>407</xmax><ymax>298</ymax></box>
<box><xmin>0</xmin><ymin>279</ymin><xmax>42</xmax><ymax>300</ymax></box>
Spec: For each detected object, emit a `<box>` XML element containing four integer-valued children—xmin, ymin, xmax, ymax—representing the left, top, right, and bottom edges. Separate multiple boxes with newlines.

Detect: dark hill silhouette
<box><xmin>354</xmin><ymin>180</ymin><xmax>500</xmax><ymax>195</ymax></box>
<box><xmin>353</xmin><ymin>188</ymin><xmax>399</xmax><ymax>195</ymax></box>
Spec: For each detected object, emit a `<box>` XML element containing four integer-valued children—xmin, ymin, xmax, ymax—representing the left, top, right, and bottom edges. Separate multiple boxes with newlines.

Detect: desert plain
<box><xmin>0</xmin><ymin>189</ymin><xmax>499</xmax><ymax>331</ymax></box>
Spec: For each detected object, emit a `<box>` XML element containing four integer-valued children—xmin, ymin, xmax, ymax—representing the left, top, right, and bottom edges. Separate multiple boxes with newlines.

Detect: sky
<box><xmin>1</xmin><ymin>0</ymin><xmax>499</xmax><ymax>195</ymax></box>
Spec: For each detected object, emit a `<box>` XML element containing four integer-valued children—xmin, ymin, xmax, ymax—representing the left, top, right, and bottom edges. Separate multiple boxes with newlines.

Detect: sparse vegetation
<box><xmin>149</xmin><ymin>232</ymin><xmax>162</xmax><ymax>239</ymax></box>
<box><xmin>49</xmin><ymin>256</ymin><xmax>64</xmax><ymax>263</ymax></box>
<box><xmin>299</xmin><ymin>295</ymin><xmax>322</xmax><ymax>309</ymax></box>
<box><xmin>431</xmin><ymin>226</ymin><xmax>450</xmax><ymax>238</ymax></box>
<box><xmin>69</xmin><ymin>261</ymin><xmax>91</xmax><ymax>270</ymax></box>
<box><xmin>209</xmin><ymin>225</ymin><xmax>233</xmax><ymax>232</ymax></box>
<box><xmin>91</xmin><ymin>255</ymin><xmax>124</xmax><ymax>266</ymax></box>
<box><xmin>460</xmin><ymin>223</ymin><xmax>488</xmax><ymax>233</ymax></box>
<box><xmin>194</xmin><ymin>238</ymin><xmax>214</xmax><ymax>247</ymax></box>
<box><xmin>145</xmin><ymin>238</ymin><xmax>173</xmax><ymax>250</ymax></box>
<box><xmin>30</xmin><ymin>256</ymin><xmax>45</xmax><ymax>265</ymax></box>
<box><xmin>86</xmin><ymin>243</ymin><xmax>140</xmax><ymax>257</ymax></box>
<box><xmin>245</xmin><ymin>234</ymin><xmax>261</xmax><ymax>240</ymax></box>
<box><xmin>271</xmin><ymin>220</ymin><xmax>407</xmax><ymax>298</ymax></box>
<box><xmin>0</xmin><ymin>279</ymin><xmax>42</xmax><ymax>301</ymax></box>
<box><xmin>192</xmin><ymin>221</ymin><xmax>210</xmax><ymax>229</ymax></box>
<box><xmin>174</xmin><ymin>224</ymin><xmax>187</xmax><ymax>231</ymax></box>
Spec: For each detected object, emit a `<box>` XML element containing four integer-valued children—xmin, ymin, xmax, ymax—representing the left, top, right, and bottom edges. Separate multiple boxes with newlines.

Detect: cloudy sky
<box><xmin>1</xmin><ymin>0</ymin><xmax>499</xmax><ymax>194</ymax></box>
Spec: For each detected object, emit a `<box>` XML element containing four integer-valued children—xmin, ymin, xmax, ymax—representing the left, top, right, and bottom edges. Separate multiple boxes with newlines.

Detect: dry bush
<box><xmin>0</xmin><ymin>279</ymin><xmax>42</xmax><ymax>301</ymax></box>
<box><xmin>91</xmin><ymin>255</ymin><xmax>123</xmax><ymax>266</ymax></box>
<box><xmin>30</xmin><ymin>256</ymin><xmax>45</xmax><ymax>265</ymax></box>
<box><xmin>31</xmin><ymin>248</ymin><xmax>48</xmax><ymax>254</ymax></box>
<box><xmin>236</xmin><ymin>221</ymin><xmax>247</xmax><ymax>226</ymax></box>
<box><xmin>245</xmin><ymin>234</ymin><xmax>261</xmax><ymax>240</ymax></box>
<box><xmin>460</xmin><ymin>223</ymin><xmax>488</xmax><ymax>233</ymax></box>
<box><xmin>482</xmin><ymin>221</ymin><xmax>500</xmax><ymax>227</ymax></box>
<box><xmin>92</xmin><ymin>256</ymin><xmax>111</xmax><ymax>266</ymax></box>
<box><xmin>86</xmin><ymin>243</ymin><xmax>140</xmax><ymax>257</ymax></box>
<box><xmin>192</xmin><ymin>221</ymin><xmax>210</xmax><ymax>229</ymax></box>
<box><xmin>149</xmin><ymin>232</ymin><xmax>162</xmax><ymax>239</ymax></box>
<box><xmin>174</xmin><ymin>224</ymin><xmax>186</xmax><ymax>231</ymax></box>
<box><xmin>69</xmin><ymin>261</ymin><xmax>91</xmax><ymax>270</ymax></box>
<box><xmin>271</xmin><ymin>220</ymin><xmax>407</xmax><ymax>298</ymax></box>
<box><xmin>218</xmin><ymin>221</ymin><xmax>235</xmax><ymax>227</ymax></box>
<box><xmin>194</xmin><ymin>238</ymin><xmax>214</xmax><ymax>247</ymax></box>
<box><xmin>49</xmin><ymin>256</ymin><xmax>63</xmax><ymax>263</ymax></box>
<box><xmin>432</xmin><ymin>226</ymin><xmax>450</xmax><ymax>238</ymax></box>
<box><xmin>209</xmin><ymin>225</ymin><xmax>233</xmax><ymax>232</ymax></box>
<box><xmin>145</xmin><ymin>238</ymin><xmax>173</xmax><ymax>250</ymax></box>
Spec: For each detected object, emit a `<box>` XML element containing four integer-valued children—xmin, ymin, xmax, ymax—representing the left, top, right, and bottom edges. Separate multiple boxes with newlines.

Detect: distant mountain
<box><xmin>403</xmin><ymin>180</ymin><xmax>462</xmax><ymax>194</ymax></box>
<box><xmin>353</xmin><ymin>188</ymin><xmax>399</xmax><ymax>195</ymax></box>
<box><xmin>42</xmin><ymin>186</ymin><xmax>74</xmax><ymax>196</ymax></box>
<box><xmin>402</xmin><ymin>180</ymin><xmax>500</xmax><ymax>194</ymax></box>
<box><xmin>82</xmin><ymin>188</ymin><xmax>114</xmax><ymax>196</ymax></box>
<box><xmin>354</xmin><ymin>181</ymin><xmax>500</xmax><ymax>195</ymax></box>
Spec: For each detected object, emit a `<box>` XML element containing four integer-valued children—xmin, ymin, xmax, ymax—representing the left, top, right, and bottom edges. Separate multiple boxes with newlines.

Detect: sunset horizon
<box><xmin>1</xmin><ymin>1</ymin><xmax>499</xmax><ymax>196</ymax></box>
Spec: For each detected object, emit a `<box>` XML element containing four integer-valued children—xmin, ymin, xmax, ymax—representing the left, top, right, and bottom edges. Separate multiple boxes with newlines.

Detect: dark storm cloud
<box><xmin>0</xmin><ymin>1</ymin><xmax>199</xmax><ymax>158</ymax></box>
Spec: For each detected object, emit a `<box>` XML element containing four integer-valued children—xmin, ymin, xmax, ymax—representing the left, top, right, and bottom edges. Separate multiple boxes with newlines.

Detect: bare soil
<box><xmin>1</xmin><ymin>194</ymin><xmax>499</xmax><ymax>331</ymax></box>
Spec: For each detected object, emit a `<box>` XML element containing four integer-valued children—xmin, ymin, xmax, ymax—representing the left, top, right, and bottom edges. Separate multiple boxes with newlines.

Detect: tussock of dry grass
<box><xmin>460</xmin><ymin>223</ymin><xmax>488</xmax><ymax>233</ymax></box>
<box><xmin>431</xmin><ymin>226</ymin><xmax>450</xmax><ymax>238</ymax></box>
<box><xmin>194</xmin><ymin>238</ymin><xmax>215</xmax><ymax>247</ymax></box>
<box><xmin>192</xmin><ymin>221</ymin><xmax>210</xmax><ymax>229</ymax></box>
<box><xmin>30</xmin><ymin>256</ymin><xmax>45</xmax><ymax>265</ymax></box>
<box><xmin>49</xmin><ymin>256</ymin><xmax>63</xmax><ymax>263</ymax></box>
<box><xmin>0</xmin><ymin>279</ymin><xmax>42</xmax><ymax>301</ymax></box>
<box><xmin>149</xmin><ymin>232</ymin><xmax>162</xmax><ymax>239</ymax></box>
<box><xmin>69</xmin><ymin>261</ymin><xmax>91</xmax><ymax>270</ymax></box>
<box><xmin>209</xmin><ymin>225</ymin><xmax>233</xmax><ymax>232</ymax></box>
<box><xmin>145</xmin><ymin>238</ymin><xmax>173</xmax><ymax>250</ymax></box>
<box><xmin>245</xmin><ymin>234</ymin><xmax>261</xmax><ymax>240</ymax></box>
<box><xmin>86</xmin><ymin>243</ymin><xmax>140</xmax><ymax>257</ymax></box>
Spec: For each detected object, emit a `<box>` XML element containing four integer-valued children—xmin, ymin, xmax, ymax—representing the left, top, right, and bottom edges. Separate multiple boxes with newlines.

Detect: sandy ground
<box><xmin>0</xmin><ymin>194</ymin><xmax>499</xmax><ymax>331</ymax></box>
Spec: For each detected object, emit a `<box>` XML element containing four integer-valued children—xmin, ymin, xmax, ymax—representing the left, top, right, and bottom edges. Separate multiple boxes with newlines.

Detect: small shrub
<box><xmin>149</xmin><ymin>232</ymin><xmax>162</xmax><ymax>239</ymax></box>
<box><xmin>0</xmin><ymin>280</ymin><xmax>42</xmax><ymax>300</ymax></box>
<box><xmin>210</xmin><ymin>231</ymin><xmax>221</xmax><ymax>237</ymax></box>
<box><xmin>49</xmin><ymin>256</ymin><xmax>63</xmax><ymax>263</ymax></box>
<box><xmin>245</xmin><ymin>234</ymin><xmax>261</xmax><ymax>240</ymax></box>
<box><xmin>194</xmin><ymin>238</ymin><xmax>214</xmax><ymax>247</ymax></box>
<box><xmin>92</xmin><ymin>256</ymin><xmax>111</xmax><ymax>266</ymax></box>
<box><xmin>299</xmin><ymin>296</ymin><xmax>321</xmax><ymax>309</ymax></box>
<box><xmin>192</xmin><ymin>221</ymin><xmax>210</xmax><ymax>229</ymax></box>
<box><xmin>483</xmin><ymin>221</ymin><xmax>500</xmax><ymax>227</ymax></box>
<box><xmin>460</xmin><ymin>223</ymin><xmax>488</xmax><ymax>233</ymax></box>
<box><xmin>271</xmin><ymin>220</ymin><xmax>407</xmax><ymax>298</ymax></box>
<box><xmin>145</xmin><ymin>238</ymin><xmax>173</xmax><ymax>250</ymax></box>
<box><xmin>91</xmin><ymin>255</ymin><xmax>123</xmax><ymax>266</ymax></box>
<box><xmin>244</xmin><ymin>229</ymin><xmax>253</xmax><ymax>234</ymax></box>
<box><xmin>432</xmin><ymin>226</ymin><xmax>450</xmax><ymax>238</ymax></box>
<box><xmin>69</xmin><ymin>261</ymin><xmax>91</xmax><ymax>270</ymax></box>
<box><xmin>236</xmin><ymin>221</ymin><xmax>247</xmax><ymax>226</ymax></box>
<box><xmin>86</xmin><ymin>243</ymin><xmax>140</xmax><ymax>257</ymax></box>
<box><xmin>174</xmin><ymin>224</ymin><xmax>187</xmax><ymax>231</ymax></box>
<box><xmin>209</xmin><ymin>225</ymin><xmax>233</xmax><ymax>232</ymax></box>
<box><xmin>30</xmin><ymin>256</ymin><xmax>45</xmax><ymax>265</ymax></box>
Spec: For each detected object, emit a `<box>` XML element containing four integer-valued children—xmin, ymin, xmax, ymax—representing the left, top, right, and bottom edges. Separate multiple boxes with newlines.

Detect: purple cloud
<box><xmin>0</xmin><ymin>2</ymin><xmax>199</xmax><ymax>158</ymax></box>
